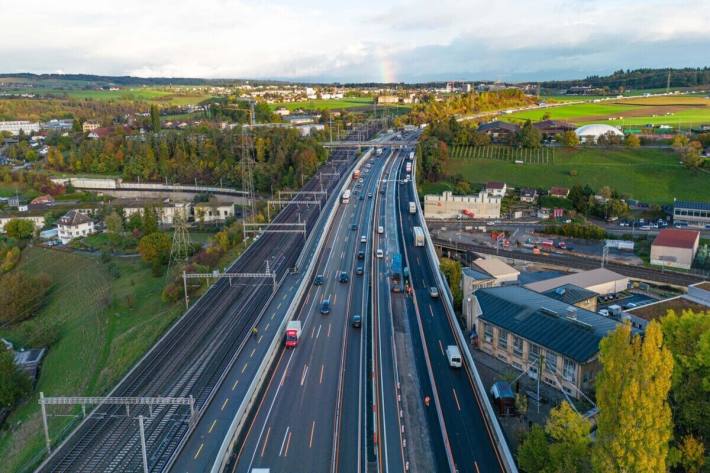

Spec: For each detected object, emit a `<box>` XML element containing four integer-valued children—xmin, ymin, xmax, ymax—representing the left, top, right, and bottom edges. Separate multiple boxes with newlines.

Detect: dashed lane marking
<box><xmin>221</xmin><ymin>398</ymin><xmax>230</xmax><ymax>411</ymax></box>
<box><xmin>208</xmin><ymin>419</ymin><xmax>217</xmax><ymax>433</ymax></box>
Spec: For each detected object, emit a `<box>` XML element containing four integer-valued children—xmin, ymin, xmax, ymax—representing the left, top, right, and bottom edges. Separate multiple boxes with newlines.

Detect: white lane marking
<box><xmin>279</xmin><ymin>426</ymin><xmax>290</xmax><ymax>457</ymax></box>
<box><xmin>300</xmin><ymin>364</ymin><xmax>309</xmax><ymax>386</ymax></box>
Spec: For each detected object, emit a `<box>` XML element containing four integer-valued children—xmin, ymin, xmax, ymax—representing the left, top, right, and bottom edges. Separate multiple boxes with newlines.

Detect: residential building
<box><xmin>532</xmin><ymin>120</ymin><xmax>576</xmax><ymax>138</ymax></box>
<box><xmin>117</xmin><ymin>199</ymin><xmax>191</xmax><ymax>226</ymax></box>
<box><xmin>520</xmin><ymin>188</ymin><xmax>538</xmax><ymax>203</ymax></box>
<box><xmin>672</xmin><ymin>200</ymin><xmax>710</xmax><ymax>229</ymax></box>
<box><xmin>31</xmin><ymin>194</ymin><xmax>55</xmax><ymax>205</ymax></box>
<box><xmin>41</xmin><ymin>119</ymin><xmax>74</xmax><ymax>131</ymax></box>
<box><xmin>377</xmin><ymin>95</ymin><xmax>400</xmax><ymax>104</ymax></box>
<box><xmin>474</xmin><ymin>286</ymin><xmax>621</xmax><ymax>399</ymax></box>
<box><xmin>477</xmin><ymin>121</ymin><xmax>520</xmax><ymax>143</ymax></box>
<box><xmin>525</xmin><ymin>268</ymin><xmax>629</xmax><ymax>295</ymax></box>
<box><xmin>194</xmin><ymin>200</ymin><xmax>235</xmax><ymax>224</ymax></box>
<box><xmin>650</xmin><ymin>228</ymin><xmax>700</xmax><ymax>270</ymax></box>
<box><xmin>485</xmin><ymin>181</ymin><xmax>507</xmax><ymax>197</ymax></box>
<box><xmin>57</xmin><ymin>210</ymin><xmax>95</xmax><ymax>244</ymax></box>
<box><xmin>296</xmin><ymin>124</ymin><xmax>325</xmax><ymax>136</ymax></box>
<box><xmin>82</xmin><ymin>121</ymin><xmax>101</xmax><ymax>132</ymax></box>
<box><xmin>549</xmin><ymin>187</ymin><xmax>570</xmax><ymax>199</ymax></box>
<box><xmin>424</xmin><ymin>191</ymin><xmax>501</xmax><ymax>219</ymax></box>
<box><xmin>542</xmin><ymin>284</ymin><xmax>598</xmax><ymax>312</ymax></box>
<box><xmin>0</xmin><ymin>120</ymin><xmax>40</xmax><ymax>135</ymax></box>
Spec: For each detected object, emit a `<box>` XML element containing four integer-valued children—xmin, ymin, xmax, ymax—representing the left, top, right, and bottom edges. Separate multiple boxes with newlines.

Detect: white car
<box><xmin>361</xmin><ymin>235</ymin><xmax>367</xmax><ymax>243</ymax></box>
<box><xmin>376</xmin><ymin>249</ymin><xmax>384</xmax><ymax>258</ymax></box>
<box><xmin>378</xmin><ymin>226</ymin><xmax>384</xmax><ymax>234</ymax></box>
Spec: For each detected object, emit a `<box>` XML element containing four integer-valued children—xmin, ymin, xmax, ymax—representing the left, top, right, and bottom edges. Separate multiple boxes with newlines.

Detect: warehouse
<box><xmin>650</xmin><ymin>228</ymin><xmax>700</xmax><ymax>270</ymax></box>
<box><xmin>525</xmin><ymin>268</ymin><xmax>629</xmax><ymax>295</ymax></box>
<box><xmin>423</xmin><ymin>191</ymin><xmax>501</xmax><ymax>219</ymax></box>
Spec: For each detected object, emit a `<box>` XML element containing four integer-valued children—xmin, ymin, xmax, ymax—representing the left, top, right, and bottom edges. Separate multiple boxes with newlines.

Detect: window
<box><xmin>513</xmin><ymin>336</ymin><xmax>523</xmax><ymax>357</ymax></box>
<box><xmin>484</xmin><ymin>323</ymin><xmax>493</xmax><ymax>343</ymax></box>
<box><xmin>497</xmin><ymin>329</ymin><xmax>508</xmax><ymax>350</ymax></box>
<box><xmin>563</xmin><ymin>358</ymin><xmax>576</xmax><ymax>382</ymax></box>
<box><xmin>528</xmin><ymin>343</ymin><xmax>540</xmax><ymax>364</ymax></box>
<box><xmin>545</xmin><ymin>351</ymin><xmax>557</xmax><ymax>374</ymax></box>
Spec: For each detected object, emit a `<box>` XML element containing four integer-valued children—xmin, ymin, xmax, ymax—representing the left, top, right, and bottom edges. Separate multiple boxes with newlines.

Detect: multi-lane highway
<box><xmin>396</xmin><ymin>157</ymin><xmax>508</xmax><ymax>473</ymax></box>
<box><xmin>232</xmin><ymin>149</ymin><xmax>387</xmax><ymax>472</ymax></box>
<box><xmin>35</xmin><ymin>123</ymin><xmax>383</xmax><ymax>473</ymax></box>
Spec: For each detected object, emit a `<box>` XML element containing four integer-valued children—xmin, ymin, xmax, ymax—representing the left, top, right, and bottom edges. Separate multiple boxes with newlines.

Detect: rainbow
<box><xmin>378</xmin><ymin>55</ymin><xmax>398</xmax><ymax>84</ymax></box>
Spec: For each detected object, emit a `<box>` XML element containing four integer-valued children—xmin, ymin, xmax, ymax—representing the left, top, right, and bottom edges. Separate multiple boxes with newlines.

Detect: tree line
<box><xmin>541</xmin><ymin>67</ymin><xmax>710</xmax><ymax>91</ymax></box>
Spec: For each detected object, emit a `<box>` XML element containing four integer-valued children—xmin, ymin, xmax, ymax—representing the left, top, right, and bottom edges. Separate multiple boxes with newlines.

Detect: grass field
<box><xmin>269</xmin><ymin>96</ymin><xmax>374</xmax><ymax>111</ymax></box>
<box><xmin>0</xmin><ymin>248</ymin><xmax>183</xmax><ymax>472</ymax></box>
<box><xmin>5</xmin><ymin>86</ymin><xmax>213</xmax><ymax>106</ymax></box>
<box><xmin>508</xmin><ymin>95</ymin><xmax>710</xmax><ymax>127</ymax></box>
<box><xmin>438</xmin><ymin>147</ymin><xmax>710</xmax><ymax>204</ymax></box>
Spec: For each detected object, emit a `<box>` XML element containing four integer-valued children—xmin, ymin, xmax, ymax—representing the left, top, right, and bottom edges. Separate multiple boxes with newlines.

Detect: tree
<box><xmin>546</xmin><ymin>401</ymin><xmax>592</xmax><ymax>473</ymax></box>
<box><xmin>5</xmin><ymin>219</ymin><xmax>35</xmax><ymax>240</ymax></box>
<box><xmin>0</xmin><ymin>271</ymin><xmax>52</xmax><ymax>324</ymax></box>
<box><xmin>105</xmin><ymin>211</ymin><xmax>123</xmax><ymax>235</ymax></box>
<box><xmin>1</xmin><ymin>246</ymin><xmax>21</xmax><ymax>272</ymax></box>
<box><xmin>142</xmin><ymin>206</ymin><xmax>159</xmax><ymax>235</ymax></box>
<box><xmin>518</xmin><ymin>425</ymin><xmax>551</xmax><ymax>473</ymax></box>
<box><xmin>676</xmin><ymin>435</ymin><xmax>705</xmax><ymax>473</ymax></box>
<box><xmin>138</xmin><ymin>232</ymin><xmax>171</xmax><ymax>267</ymax></box>
<box><xmin>672</xmin><ymin>134</ymin><xmax>690</xmax><ymax>149</ymax></box>
<box><xmin>661</xmin><ymin>310</ymin><xmax>710</xmax><ymax>442</ymax></box>
<box><xmin>559</xmin><ymin>130</ymin><xmax>579</xmax><ymax>148</ymax></box>
<box><xmin>0</xmin><ymin>346</ymin><xmax>31</xmax><ymax>408</ymax></box>
<box><xmin>593</xmin><ymin>321</ymin><xmax>674</xmax><ymax>473</ymax></box>
<box><xmin>517</xmin><ymin>120</ymin><xmax>542</xmax><ymax>148</ymax></box>
<box><xmin>150</xmin><ymin>105</ymin><xmax>161</xmax><ymax>132</ymax></box>
<box><xmin>625</xmin><ymin>134</ymin><xmax>641</xmax><ymax>148</ymax></box>
<box><xmin>680</xmin><ymin>143</ymin><xmax>704</xmax><ymax>170</ymax></box>
<box><xmin>126</xmin><ymin>211</ymin><xmax>143</xmax><ymax>232</ymax></box>
<box><xmin>439</xmin><ymin>257</ymin><xmax>462</xmax><ymax>308</ymax></box>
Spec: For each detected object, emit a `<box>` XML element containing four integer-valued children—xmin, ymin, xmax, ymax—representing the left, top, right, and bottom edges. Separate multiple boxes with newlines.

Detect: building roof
<box><xmin>543</xmin><ymin>284</ymin><xmax>597</xmax><ymax>305</ymax></box>
<box><xmin>520</xmin><ymin>188</ymin><xmax>537</xmax><ymax>197</ymax></box>
<box><xmin>472</xmin><ymin>258</ymin><xmax>520</xmax><ymax>279</ymax></box>
<box><xmin>463</xmin><ymin>267</ymin><xmax>494</xmax><ymax>281</ymax></box>
<box><xmin>476</xmin><ymin>286</ymin><xmax>620</xmax><ymax>363</ymax></box>
<box><xmin>59</xmin><ymin>209</ymin><xmax>91</xmax><ymax>226</ymax></box>
<box><xmin>549</xmin><ymin>186</ymin><xmax>569</xmax><ymax>197</ymax></box>
<box><xmin>574</xmin><ymin>124</ymin><xmax>623</xmax><ymax>137</ymax></box>
<box><xmin>626</xmin><ymin>295</ymin><xmax>710</xmax><ymax>322</ymax></box>
<box><xmin>673</xmin><ymin>200</ymin><xmax>710</xmax><ymax>211</ymax></box>
<box><xmin>652</xmin><ymin>228</ymin><xmax>700</xmax><ymax>249</ymax></box>
<box><xmin>478</xmin><ymin>120</ymin><xmax>520</xmax><ymax>133</ymax></box>
<box><xmin>532</xmin><ymin>119</ymin><xmax>576</xmax><ymax>131</ymax></box>
<box><xmin>525</xmin><ymin>268</ymin><xmax>626</xmax><ymax>293</ymax></box>
<box><xmin>486</xmin><ymin>181</ymin><xmax>506</xmax><ymax>190</ymax></box>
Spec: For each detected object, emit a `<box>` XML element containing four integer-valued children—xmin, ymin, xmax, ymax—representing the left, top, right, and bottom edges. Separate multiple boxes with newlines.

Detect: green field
<box><xmin>439</xmin><ymin>147</ymin><xmax>710</xmax><ymax>204</ymax></box>
<box><xmin>0</xmin><ymin>249</ymin><xmax>183</xmax><ymax>472</ymax></box>
<box><xmin>5</xmin><ymin>86</ymin><xmax>213</xmax><ymax>106</ymax></box>
<box><xmin>508</xmin><ymin>96</ymin><xmax>710</xmax><ymax>127</ymax></box>
<box><xmin>269</xmin><ymin>96</ymin><xmax>374</xmax><ymax>111</ymax></box>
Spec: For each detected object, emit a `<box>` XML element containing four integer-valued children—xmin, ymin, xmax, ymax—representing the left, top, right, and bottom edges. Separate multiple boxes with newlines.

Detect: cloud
<box><xmin>0</xmin><ymin>0</ymin><xmax>708</xmax><ymax>82</ymax></box>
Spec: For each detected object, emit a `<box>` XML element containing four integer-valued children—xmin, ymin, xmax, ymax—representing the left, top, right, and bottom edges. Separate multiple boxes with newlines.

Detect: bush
<box><xmin>0</xmin><ymin>346</ymin><xmax>31</xmax><ymax>408</ymax></box>
<box><xmin>0</xmin><ymin>272</ymin><xmax>52</xmax><ymax>324</ymax></box>
<box><xmin>569</xmin><ymin>169</ymin><xmax>578</xmax><ymax>176</ymax></box>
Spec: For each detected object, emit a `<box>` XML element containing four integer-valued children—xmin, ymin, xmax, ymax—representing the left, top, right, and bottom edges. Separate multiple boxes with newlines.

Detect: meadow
<box><xmin>5</xmin><ymin>86</ymin><xmax>213</xmax><ymax>106</ymax></box>
<box><xmin>269</xmin><ymin>96</ymin><xmax>374</xmax><ymax>111</ymax></box>
<box><xmin>434</xmin><ymin>147</ymin><xmax>710</xmax><ymax>204</ymax></box>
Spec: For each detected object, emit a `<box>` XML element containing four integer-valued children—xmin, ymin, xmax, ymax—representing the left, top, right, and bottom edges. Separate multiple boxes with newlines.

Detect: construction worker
<box><xmin>252</xmin><ymin>326</ymin><xmax>258</xmax><ymax>337</ymax></box>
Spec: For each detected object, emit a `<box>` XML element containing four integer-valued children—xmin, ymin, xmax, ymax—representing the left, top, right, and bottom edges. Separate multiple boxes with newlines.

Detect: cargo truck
<box><xmin>285</xmin><ymin>321</ymin><xmax>302</xmax><ymax>347</ymax></box>
<box><xmin>413</xmin><ymin>226</ymin><xmax>425</xmax><ymax>246</ymax></box>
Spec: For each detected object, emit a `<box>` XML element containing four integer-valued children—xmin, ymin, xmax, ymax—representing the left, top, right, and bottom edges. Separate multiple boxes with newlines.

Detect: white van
<box><xmin>378</xmin><ymin>226</ymin><xmax>384</xmax><ymax>234</ymax></box>
<box><xmin>361</xmin><ymin>235</ymin><xmax>367</xmax><ymax>243</ymax></box>
<box><xmin>446</xmin><ymin>345</ymin><xmax>462</xmax><ymax>368</ymax></box>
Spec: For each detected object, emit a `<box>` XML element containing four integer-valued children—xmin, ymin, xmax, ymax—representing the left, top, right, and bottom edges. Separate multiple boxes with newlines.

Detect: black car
<box><xmin>351</xmin><ymin>314</ymin><xmax>362</xmax><ymax>328</ymax></box>
<box><xmin>351</xmin><ymin>223</ymin><xmax>358</xmax><ymax>231</ymax></box>
<box><xmin>320</xmin><ymin>299</ymin><xmax>331</xmax><ymax>314</ymax></box>
<box><xmin>368</xmin><ymin>193</ymin><xmax>373</xmax><ymax>199</ymax></box>
<box><xmin>359</xmin><ymin>195</ymin><xmax>364</xmax><ymax>201</ymax></box>
<box><xmin>356</xmin><ymin>266</ymin><xmax>364</xmax><ymax>275</ymax></box>
<box><xmin>357</xmin><ymin>250</ymin><xmax>365</xmax><ymax>260</ymax></box>
<box><xmin>339</xmin><ymin>271</ymin><xmax>349</xmax><ymax>283</ymax></box>
<box><xmin>314</xmin><ymin>274</ymin><xmax>324</xmax><ymax>286</ymax></box>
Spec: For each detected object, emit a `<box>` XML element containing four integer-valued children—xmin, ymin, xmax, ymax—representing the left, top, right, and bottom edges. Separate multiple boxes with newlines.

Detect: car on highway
<box><xmin>376</xmin><ymin>249</ymin><xmax>384</xmax><ymax>258</ymax></box>
<box><xmin>358</xmin><ymin>250</ymin><xmax>365</xmax><ymax>260</ymax></box>
<box><xmin>351</xmin><ymin>314</ymin><xmax>362</xmax><ymax>328</ymax></box>
<box><xmin>351</xmin><ymin>223</ymin><xmax>358</xmax><ymax>231</ymax></box>
<box><xmin>314</xmin><ymin>274</ymin><xmax>324</xmax><ymax>286</ymax></box>
<box><xmin>368</xmin><ymin>192</ymin><xmax>373</xmax><ymax>199</ymax></box>
<box><xmin>339</xmin><ymin>271</ymin><xmax>349</xmax><ymax>283</ymax></box>
<box><xmin>320</xmin><ymin>298</ymin><xmax>331</xmax><ymax>314</ymax></box>
<box><xmin>378</xmin><ymin>225</ymin><xmax>384</xmax><ymax>234</ymax></box>
<box><xmin>429</xmin><ymin>286</ymin><xmax>440</xmax><ymax>298</ymax></box>
<box><xmin>356</xmin><ymin>266</ymin><xmax>364</xmax><ymax>275</ymax></box>
<box><xmin>358</xmin><ymin>178</ymin><xmax>364</xmax><ymax>183</ymax></box>
<box><xmin>361</xmin><ymin>235</ymin><xmax>367</xmax><ymax>243</ymax></box>
<box><xmin>359</xmin><ymin>195</ymin><xmax>364</xmax><ymax>201</ymax></box>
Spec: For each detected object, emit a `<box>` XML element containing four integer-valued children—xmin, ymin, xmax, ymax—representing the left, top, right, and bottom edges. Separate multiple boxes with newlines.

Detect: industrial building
<box><xmin>423</xmin><ymin>191</ymin><xmax>501</xmax><ymax>219</ymax></box>
<box><xmin>525</xmin><ymin>268</ymin><xmax>629</xmax><ymax>295</ymax></box>
<box><xmin>672</xmin><ymin>200</ymin><xmax>710</xmax><ymax>229</ymax></box>
<box><xmin>650</xmin><ymin>228</ymin><xmax>700</xmax><ymax>270</ymax></box>
<box><xmin>574</xmin><ymin>124</ymin><xmax>623</xmax><ymax>143</ymax></box>
<box><xmin>462</xmin><ymin>258</ymin><xmax>520</xmax><ymax>328</ymax></box>
<box><xmin>0</xmin><ymin>120</ymin><xmax>40</xmax><ymax>135</ymax></box>
<box><xmin>473</xmin><ymin>286</ymin><xmax>621</xmax><ymax>399</ymax></box>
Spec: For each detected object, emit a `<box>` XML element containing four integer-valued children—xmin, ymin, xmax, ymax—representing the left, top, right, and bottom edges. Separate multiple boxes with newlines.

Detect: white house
<box><xmin>194</xmin><ymin>201</ymin><xmax>235</xmax><ymax>224</ymax></box>
<box><xmin>485</xmin><ymin>181</ymin><xmax>507</xmax><ymax>197</ymax></box>
<box><xmin>57</xmin><ymin>210</ymin><xmax>95</xmax><ymax>244</ymax></box>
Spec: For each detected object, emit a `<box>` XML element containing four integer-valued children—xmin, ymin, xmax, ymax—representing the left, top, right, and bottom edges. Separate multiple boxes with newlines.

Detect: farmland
<box><xmin>507</xmin><ymin>95</ymin><xmax>710</xmax><ymax>127</ymax></box>
<box><xmin>2</xmin><ymin>86</ymin><xmax>213</xmax><ymax>106</ymax></box>
<box><xmin>432</xmin><ymin>147</ymin><xmax>710</xmax><ymax>204</ymax></box>
<box><xmin>269</xmin><ymin>96</ymin><xmax>374</xmax><ymax>111</ymax></box>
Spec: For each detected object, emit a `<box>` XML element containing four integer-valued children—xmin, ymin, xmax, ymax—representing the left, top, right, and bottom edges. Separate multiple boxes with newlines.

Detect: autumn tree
<box><xmin>0</xmin><ymin>271</ymin><xmax>52</xmax><ymax>324</ymax></box>
<box><xmin>625</xmin><ymin>134</ymin><xmax>641</xmax><ymax>148</ymax></box>
<box><xmin>5</xmin><ymin>219</ymin><xmax>35</xmax><ymax>240</ymax></box>
<box><xmin>439</xmin><ymin>257</ymin><xmax>462</xmax><ymax>308</ymax></box>
<box><xmin>558</xmin><ymin>130</ymin><xmax>580</xmax><ymax>147</ymax></box>
<box><xmin>593</xmin><ymin>321</ymin><xmax>674</xmax><ymax>473</ymax></box>
<box><xmin>138</xmin><ymin>232</ymin><xmax>171</xmax><ymax>266</ymax></box>
<box><xmin>545</xmin><ymin>401</ymin><xmax>592</xmax><ymax>473</ymax></box>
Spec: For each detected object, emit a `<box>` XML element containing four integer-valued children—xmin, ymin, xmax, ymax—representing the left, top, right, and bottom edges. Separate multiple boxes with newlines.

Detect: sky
<box><xmin>2</xmin><ymin>0</ymin><xmax>709</xmax><ymax>83</ymax></box>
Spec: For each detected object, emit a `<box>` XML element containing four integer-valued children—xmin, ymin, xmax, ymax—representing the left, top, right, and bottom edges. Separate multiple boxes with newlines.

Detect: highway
<box><xmin>396</xmin><ymin>158</ymin><xmax>507</xmax><ymax>473</ymax></box>
<box><xmin>232</xmin><ymin>149</ymin><xmax>387</xmax><ymax>473</ymax></box>
<box><xmin>35</xmin><ymin>123</ymin><xmax>383</xmax><ymax>473</ymax></box>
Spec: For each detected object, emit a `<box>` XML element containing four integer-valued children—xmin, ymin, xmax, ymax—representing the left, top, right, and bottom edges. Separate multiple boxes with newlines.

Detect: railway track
<box><xmin>36</xmin><ymin>125</ymin><xmax>383</xmax><ymax>473</ymax></box>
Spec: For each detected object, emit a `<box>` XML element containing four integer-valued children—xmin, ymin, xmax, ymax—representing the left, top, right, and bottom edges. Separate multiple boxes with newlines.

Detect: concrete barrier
<box><xmin>410</xmin><ymin>159</ymin><xmax>519</xmax><ymax>473</ymax></box>
<box><xmin>211</xmin><ymin>148</ymin><xmax>374</xmax><ymax>473</ymax></box>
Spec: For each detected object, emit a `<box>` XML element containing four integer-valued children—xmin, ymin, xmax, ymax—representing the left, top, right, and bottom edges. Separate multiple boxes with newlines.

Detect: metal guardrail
<box><xmin>410</xmin><ymin>161</ymin><xmax>519</xmax><ymax>473</ymax></box>
<box><xmin>210</xmin><ymin>148</ymin><xmax>374</xmax><ymax>473</ymax></box>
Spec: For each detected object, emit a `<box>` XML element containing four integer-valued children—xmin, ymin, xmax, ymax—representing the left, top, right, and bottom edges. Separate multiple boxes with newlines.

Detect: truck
<box><xmin>352</xmin><ymin>169</ymin><xmax>361</xmax><ymax>180</ymax></box>
<box><xmin>413</xmin><ymin>226</ymin><xmax>425</xmax><ymax>247</ymax></box>
<box><xmin>376</xmin><ymin>148</ymin><xmax>383</xmax><ymax>156</ymax></box>
<box><xmin>408</xmin><ymin>202</ymin><xmax>416</xmax><ymax>214</ymax></box>
<box><xmin>408</xmin><ymin>151</ymin><xmax>414</xmax><ymax>160</ymax></box>
<box><xmin>390</xmin><ymin>253</ymin><xmax>403</xmax><ymax>292</ymax></box>
<box><xmin>341</xmin><ymin>189</ymin><xmax>351</xmax><ymax>204</ymax></box>
<box><xmin>285</xmin><ymin>321</ymin><xmax>302</xmax><ymax>347</ymax></box>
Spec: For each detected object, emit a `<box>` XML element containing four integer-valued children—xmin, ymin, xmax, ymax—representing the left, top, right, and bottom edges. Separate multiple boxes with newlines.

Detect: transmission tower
<box><xmin>168</xmin><ymin>210</ymin><xmax>192</xmax><ymax>269</ymax></box>
<box><xmin>241</xmin><ymin>126</ymin><xmax>256</xmax><ymax>222</ymax></box>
